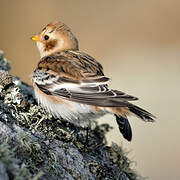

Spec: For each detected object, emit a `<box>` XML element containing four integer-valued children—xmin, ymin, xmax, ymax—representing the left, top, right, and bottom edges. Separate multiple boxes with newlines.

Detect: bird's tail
<box><xmin>128</xmin><ymin>105</ymin><xmax>155</xmax><ymax>122</ymax></box>
<box><xmin>114</xmin><ymin>105</ymin><xmax>155</xmax><ymax>141</ymax></box>
<box><xmin>115</xmin><ymin>115</ymin><xmax>132</xmax><ymax>141</ymax></box>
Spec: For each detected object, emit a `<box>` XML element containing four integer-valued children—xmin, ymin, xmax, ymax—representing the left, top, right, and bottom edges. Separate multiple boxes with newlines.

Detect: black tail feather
<box><xmin>115</xmin><ymin>115</ymin><xmax>132</xmax><ymax>141</ymax></box>
<box><xmin>129</xmin><ymin>105</ymin><xmax>155</xmax><ymax>122</ymax></box>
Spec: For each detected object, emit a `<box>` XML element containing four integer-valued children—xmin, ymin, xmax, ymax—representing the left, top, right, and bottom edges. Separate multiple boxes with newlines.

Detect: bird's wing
<box><xmin>32</xmin><ymin>51</ymin><xmax>138</xmax><ymax>107</ymax></box>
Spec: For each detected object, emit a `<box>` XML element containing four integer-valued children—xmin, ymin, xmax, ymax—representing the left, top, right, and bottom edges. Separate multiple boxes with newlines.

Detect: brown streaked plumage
<box><xmin>31</xmin><ymin>21</ymin><xmax>155</xmax><ymax>141</ymax></box>
<box><xmin>37</xmin><ymin>51</ymin><xmax>105</xmax><ymax>81</ymax></box>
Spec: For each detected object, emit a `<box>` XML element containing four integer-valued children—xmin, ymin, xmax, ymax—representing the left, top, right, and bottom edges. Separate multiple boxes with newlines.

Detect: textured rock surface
<box><xmin>0</xmin><ymin>51</ymin><xmax>140</xmax><ymax>180</ymax></box>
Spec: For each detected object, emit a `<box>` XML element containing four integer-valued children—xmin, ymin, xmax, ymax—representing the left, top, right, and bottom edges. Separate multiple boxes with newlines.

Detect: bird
<box><xmin>31</xmin><ymin>21</ymin><xmax>155</xmax><ymax>142</ymax></box>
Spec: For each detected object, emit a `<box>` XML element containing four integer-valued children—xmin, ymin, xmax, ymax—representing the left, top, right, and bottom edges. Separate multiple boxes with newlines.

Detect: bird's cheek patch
<box><xmin>44</xmin><ymin>40</ymin><xmax>58</xmax><ymax>51</ymax></box>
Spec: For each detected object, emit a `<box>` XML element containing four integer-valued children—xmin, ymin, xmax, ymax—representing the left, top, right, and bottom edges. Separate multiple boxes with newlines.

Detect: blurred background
<box><xmin>0</xmin><ymin>0</ymin><xmax>180</xmax><ymax>179</ymax></box>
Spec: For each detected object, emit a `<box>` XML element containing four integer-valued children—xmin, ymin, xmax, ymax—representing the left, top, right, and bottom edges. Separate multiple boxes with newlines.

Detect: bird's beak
<box><xmin>31</xmin><ymin>35</ymin><xmax>40</xmax><ymax>42</ymax></box>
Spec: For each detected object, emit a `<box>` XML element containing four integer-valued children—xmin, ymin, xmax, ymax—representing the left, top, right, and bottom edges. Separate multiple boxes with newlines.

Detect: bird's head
<box><xmin>31</xmin><ymin>21</ymin><xmax>79</xmax><ymax>58</ymax></box>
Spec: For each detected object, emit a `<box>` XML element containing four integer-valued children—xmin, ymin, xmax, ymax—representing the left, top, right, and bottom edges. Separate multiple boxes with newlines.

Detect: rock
<box><xmin>0</xmin><ymin>161</ymin><xmax>8</xmax><ymax>180</ymax></box>
<box><xmin>0</xmin><ymin>51</ymin><xmax>10</xmax><ymax>71</ymax></box>
<box><xmin>0</xmin><ymin>50</ymin><xmax>140</xmax><ymax>180</ymax></box>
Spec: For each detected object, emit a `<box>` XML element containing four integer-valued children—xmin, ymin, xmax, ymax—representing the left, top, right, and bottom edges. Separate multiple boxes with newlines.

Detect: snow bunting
<box><xmin>31</xmin><ymin>21</ymin><xmax>155</xmax><ymax>141</ymax></box>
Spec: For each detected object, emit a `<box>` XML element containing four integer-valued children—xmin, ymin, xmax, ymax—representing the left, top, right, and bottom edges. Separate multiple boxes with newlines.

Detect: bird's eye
<box><xmin>44</xmin><ymin>35</ymin><xmax>49</xmax><ymax>40</ymax></box>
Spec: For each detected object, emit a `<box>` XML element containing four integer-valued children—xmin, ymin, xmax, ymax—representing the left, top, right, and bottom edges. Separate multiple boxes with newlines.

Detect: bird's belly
<box><xmin>34</xmin><ymin>88</ymin><xmax>106</xmax><ymax>127</ymax></box>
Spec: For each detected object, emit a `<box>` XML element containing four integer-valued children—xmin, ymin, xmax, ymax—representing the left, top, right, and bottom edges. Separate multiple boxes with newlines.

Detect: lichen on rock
<box><xmin>0</xmin><ymin>50</ymin><xmax>141</xmax><ymax>180</ymax></box>
<box><xmin>0</xmin><ymin>50</ymin><xmax>10</xmax><ymax>71</ymax></box>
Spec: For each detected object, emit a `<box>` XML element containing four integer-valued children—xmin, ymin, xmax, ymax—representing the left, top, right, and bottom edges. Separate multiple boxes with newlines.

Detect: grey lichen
<box><xmin>0</xmin><ymin>50</ymin><xmax>141</xmax><ymax>180</ymax></box>
<box><xmin>0</xmin><ymin>50</ymin><xmax>10</xmax><ymax>71</ymax></box>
